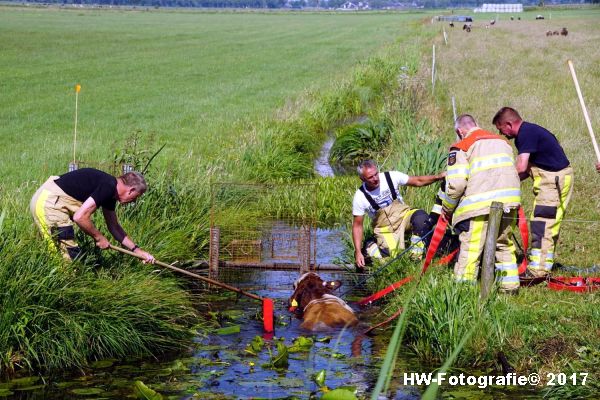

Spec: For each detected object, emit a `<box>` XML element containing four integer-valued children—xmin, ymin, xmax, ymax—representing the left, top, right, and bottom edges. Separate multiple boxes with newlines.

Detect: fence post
<box><xmin>299</xmin><ymin>224</ymin><xmax>311</xmax><ymax>274</ymax></box>
<box><xmin>209</xmin><ymin>227</ymin><xmax>220</xmax><ymax>280</ymax></box>
<box><xmin>481</xmin><ymin>202</ymin><xmax>503</xmax><ymax>299</ymax></box>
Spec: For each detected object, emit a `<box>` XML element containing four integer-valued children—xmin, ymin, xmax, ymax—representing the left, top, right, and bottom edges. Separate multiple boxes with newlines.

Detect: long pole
<box><xmin>431</xmin><ymin>45</ymin><xmax>436</xmax><ymax>94</ymax></box>
<box><xmin>73</xmin><ymin>84</ymin><xmax>81</xmax><ymax>165</ymax></box>
<box><xmin>110</xmin><ymin>244</ymin><xmax>262</xmax><ymax>301</ymax></box>
<box><xmin>567</xmin><ymin>60</ymin><xmax>600</xmax><ymax>162</ymax></box>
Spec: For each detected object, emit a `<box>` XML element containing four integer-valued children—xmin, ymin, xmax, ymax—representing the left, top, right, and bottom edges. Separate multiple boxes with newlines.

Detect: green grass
<box><xmin>2</xmin><ymin>6</ymin><xmax>600</xmax><ymax>395</ymax></box>
<box><xmin>0</xmin><ymin>7</ymin><xmax>427</xmax><ymax>185</ymax></box>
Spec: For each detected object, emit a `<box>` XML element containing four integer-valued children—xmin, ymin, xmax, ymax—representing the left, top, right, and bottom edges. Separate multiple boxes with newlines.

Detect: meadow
<box><xmin>1</xmin><ymin>4</ymin><xmax>600</xmax><ymax>398</ymax></box>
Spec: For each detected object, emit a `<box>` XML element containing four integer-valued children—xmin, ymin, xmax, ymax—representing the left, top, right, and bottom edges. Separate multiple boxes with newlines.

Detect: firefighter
<box><xmin>352</xmin><ymin>160</ymin><xmax>445</xmax><ymax>269</ymax></box>
<box><xmin>30</xmin><ymin>168</ymin><xmax>155</xmax><ymax>264</ymax></box>
<box><xmin>493</xmin><ymin>107</ymin><xmax>573</xmax><ymax>278</ymax></box>
<box><xmin>441</xmin><ymin>114</ymin><xmax>521</xmax><ymax>293</ymax></box>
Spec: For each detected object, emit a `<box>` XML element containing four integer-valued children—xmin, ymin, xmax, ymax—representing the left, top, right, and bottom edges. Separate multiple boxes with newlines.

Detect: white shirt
<box><xmin>352</xmin><ymin>171</ymin><xmax>409</xmax><ymax>219</ymax></box>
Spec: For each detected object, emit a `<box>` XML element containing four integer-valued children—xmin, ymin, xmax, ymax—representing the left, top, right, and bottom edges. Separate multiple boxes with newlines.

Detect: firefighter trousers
<box><xmin>372</xmin><ymin>201</ymin><xmax>427</xmax><ymax>259</ymax></box>
<box><xmin>528</xmin><ymin>166</ymin><xmax>574</xmax><ymax>277</ymax></box>
<box><xmin>454</xmin><ymin>209</ymin><xmax>519</xmax><ymax>291</ymax></box>
<box><xmin>30</xmin><ymin>176</ymin><xmax>83</xmax><ymax>261</ymax></box>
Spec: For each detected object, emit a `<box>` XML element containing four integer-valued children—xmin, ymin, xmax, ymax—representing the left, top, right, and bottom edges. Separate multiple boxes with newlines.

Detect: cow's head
<box><xmin>288</xmin><ymin>272</ymin><xmax>342</xmax><ymax>314</ymax></box>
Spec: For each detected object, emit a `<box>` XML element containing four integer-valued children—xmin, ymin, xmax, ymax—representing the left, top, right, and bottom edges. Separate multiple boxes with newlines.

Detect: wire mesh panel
<box><xmin>210</xmin><ymin>182</ymin><xmax>318</xmax><ymax>282</ymax></box>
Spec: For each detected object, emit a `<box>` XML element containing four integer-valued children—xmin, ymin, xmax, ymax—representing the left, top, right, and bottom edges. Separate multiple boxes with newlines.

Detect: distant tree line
<box><xmin>23</xmin><ymin>0</ymin><xmax>597</xmax><ymax>9</ymax></box>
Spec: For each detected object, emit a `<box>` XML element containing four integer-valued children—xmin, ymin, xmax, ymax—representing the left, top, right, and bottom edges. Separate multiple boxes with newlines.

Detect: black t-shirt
<box><xmin>515</xmin><ymin>121</ymin><xmax>570</xmax><ymax>172</ymax></box>
<box><xmin>54</xmin><ymin>168</ymin><xmax>117</xmax><ymax>211</ymax></box>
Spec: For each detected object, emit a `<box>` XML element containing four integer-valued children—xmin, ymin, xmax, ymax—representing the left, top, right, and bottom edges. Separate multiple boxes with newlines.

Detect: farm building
<box><xmin>436</xmin><ymin>15</ymin><xmax>473</xmax><ymax>22</ymax></box>
<box><xmin>474</xmin><ymin>3</ymin><xmax>523</xmax><ymax>13</ymax></box>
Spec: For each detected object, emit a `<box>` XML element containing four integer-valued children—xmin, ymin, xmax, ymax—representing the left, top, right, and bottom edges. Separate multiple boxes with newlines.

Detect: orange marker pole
<box><xmin>262</xmin><ymin>298</ymin><xmax>274</xmax><ymax>333</ymax></box>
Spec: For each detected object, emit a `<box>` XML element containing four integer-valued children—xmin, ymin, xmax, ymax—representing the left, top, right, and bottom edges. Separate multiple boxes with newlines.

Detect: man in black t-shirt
<box><xmin>493</xmin><ymin>107</ymin><xmax>574</xmax><ymax>278</ymax></box>
<box><xmin>30</xmin><ymin>168</ymin><xmax>155</xmax><ymax>263</ymax></box>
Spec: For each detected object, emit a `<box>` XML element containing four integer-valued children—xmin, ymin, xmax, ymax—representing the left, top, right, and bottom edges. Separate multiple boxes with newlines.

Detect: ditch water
<box><xmin>1</xmin><ymin>269</ymin><xmax>539</xmax><ymax>399</ymax></box>
<box><xmin>1</xmin><ymin>270</ymin><xmax>422</xmax><ymax>400</ymax></box>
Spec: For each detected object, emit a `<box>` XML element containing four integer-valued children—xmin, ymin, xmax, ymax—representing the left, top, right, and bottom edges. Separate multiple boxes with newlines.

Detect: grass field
<box><xmin>433</xmin><ymin>7</ymin><xmax>600</xmax><ymax>266</ymax></box>
<box><xmin>0</xmin><ymin>7</ymin><xmax>427</xmax><ymax>186</ymax></box>
<box><xmin>1</xmin><ymin>5</ymin><xmax>600</xmax><ymax>396</ymax></box>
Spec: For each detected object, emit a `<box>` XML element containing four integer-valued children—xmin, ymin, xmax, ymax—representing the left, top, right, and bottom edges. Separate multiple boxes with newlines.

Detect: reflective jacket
<box><xmin>440</xmin><ymin>128</ymin><xmax>521</xmax><ymax>225</ymax></box>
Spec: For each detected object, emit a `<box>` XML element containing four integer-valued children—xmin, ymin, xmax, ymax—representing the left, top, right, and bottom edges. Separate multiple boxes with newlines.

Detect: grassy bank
<box><xmin>0</xmin><ymin>6</ymin><xmax>433</xmax><ymax>376</ymax></box>
<box><xmin>367</xmin><ymin>8</ymin><xmax>600</xmax><ymax>398</ymax></box>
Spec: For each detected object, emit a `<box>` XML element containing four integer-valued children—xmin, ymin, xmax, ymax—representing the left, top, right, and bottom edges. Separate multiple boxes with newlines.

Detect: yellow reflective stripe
<box><xmin>531</xmin><ymin>175</ymin><xmax>542</xmax><ymax>219</ymax></box>
<box><xmin>35</xmin><ymin>190</ymin><xmax>59</xmax><ymax>255</ymax></box>
<box><xmin>447</xmin><ymin>164</ymin><xmax>469</xmax><ymax>179</ymax></box>
<box><xmin>470</xmin><ymin>161</ymin><xmax>514</xmax><ymax>175</ymax></box>
<box><xmin>454</xmin><ymin>195</ymin><xmax>520</xmax><ymax>218</ymax></box>
<box><xmin>468</xmin><ymin>153</ymin><xmax>514</xmax><ymax>174</ymax></box>
<box><xmin>464</xmin><ymin>216</ymin><xmax>485</xmax><ymax>281</ymax></box>
<box><xmin>35</xmin><ymin>189</ymin><xmax>52</xmax><ymax>242</ymax></box>
<box><xmin>551</xmin><ymin>174</ymin><xmax>572</xmax><ymax>237</ymax></box>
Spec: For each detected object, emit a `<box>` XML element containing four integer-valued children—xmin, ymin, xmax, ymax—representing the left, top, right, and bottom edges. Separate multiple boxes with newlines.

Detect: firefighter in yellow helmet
<box><xmin>493</xmin><ymin>107</ymin><xmax>573</xmax><ymax>278</ymax></box>
<box><xmin>441</xmin><ymin>114</ymin><xmax>521</xmax><ymax>293</ymax></box>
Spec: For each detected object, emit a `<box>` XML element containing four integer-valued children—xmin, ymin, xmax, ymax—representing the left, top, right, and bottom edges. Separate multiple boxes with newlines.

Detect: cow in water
<box><xmin>288</xmin><ymin>272</ymin><xmax>358</xmax><ymax>331</ymax></box>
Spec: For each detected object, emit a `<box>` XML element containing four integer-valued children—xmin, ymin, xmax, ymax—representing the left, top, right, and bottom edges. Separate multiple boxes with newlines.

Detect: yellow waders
<box><xmin>454</xmin><ymin>209</ymin><xmax>519</xmax><ymax>291</ymax></box>
<box><xmin>372</xmin><ymin>200</ymin><xmax>422</xmax><ymax>259</ymax></box>
<box><xmin>30</xmin><ymin>176</ymin><xmax>83</xmax><ymax>261</ymax></box>
<box><xmin>528</xmin><ymin>166</ymin><xmax>574</xmax><ymax>277</ymax></box>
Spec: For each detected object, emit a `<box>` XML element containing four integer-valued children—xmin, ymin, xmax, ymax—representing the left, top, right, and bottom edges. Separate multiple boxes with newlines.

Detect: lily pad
<box><xmin>321</xmin><ymin>388</ymin><xmax>358</xmax><ymax>400</ymax></box>
<box><xmin>215</xmin><ymin>325</ymin><xmax>240</xmax><ymax>335</ymax></box>
<box><xmin>9</xmin><ymin>376</ymin><xmax>39</xmax><ymax>387</ymax></box>
<box><xmin>288</xmin><ymin>336</ymin><xmax>314</xmax><ymax>353</ymax></box>
<box><xmin>71</xmin><ymin>387</ymin><xmax>106</xmax><ymax>395</ymax></box>
<box><xmin>14</xmin><ymin>385</ymin><xmax>45</xmax><ymax>391</ymax></box>
<box><xmin>90</xmin><ymin>360</ymin><xmax>115</xmax><ymax>369</ymax></box>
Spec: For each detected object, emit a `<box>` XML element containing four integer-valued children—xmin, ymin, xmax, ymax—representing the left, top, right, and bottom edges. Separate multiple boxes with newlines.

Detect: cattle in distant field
<box><xmin>288</xmin><ymin>272</ymin><xmax>358</xmax><ymax>331</ymax></box>
<box><xmin>546</xmin><ymin>30</ymin><xmax>553</xmax><ymax>37</ymax></box>
<box><xmin>463</xmin><ymin>24</ymin><xmax>472</xmax><ymax>32</ymax></box>
<box><xmin>536</xmin><ymin>15</ymin><xmax>545</xmax><ymax>20</ymax></box>
<box><xmin>449</xmin><ymin>22</ymin><xmax>454</xmax><ymax>27</ymax></box>
<box><xmin>561</xmin><ymin>27</ymin><xmax>568</xmax><ymax>36</ymax></box>
<box><xmin>553</xmin><ymin>30</ymin><xmax>560</xmax><ymax>35</ymax></box>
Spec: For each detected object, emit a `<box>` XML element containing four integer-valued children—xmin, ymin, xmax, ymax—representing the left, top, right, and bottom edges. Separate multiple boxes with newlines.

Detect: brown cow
<box><xmin>561</xmin><ymin>27</ymin><xmax>568</xmax><ymax>36</ymax></box>
<box><xmin>288</xmin><ymin>272</ymin><xmax>358</xmax><ymax>331</ymax></box>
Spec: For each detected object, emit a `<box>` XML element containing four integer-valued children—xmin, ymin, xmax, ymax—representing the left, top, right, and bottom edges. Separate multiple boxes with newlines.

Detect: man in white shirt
<box><xmin>352</xmin><ymin>160</ymin><xmax>446</xmax><ymax>269</ymax></box>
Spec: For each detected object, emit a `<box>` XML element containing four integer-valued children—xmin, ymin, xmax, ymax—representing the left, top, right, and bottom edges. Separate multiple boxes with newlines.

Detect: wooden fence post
<box><xmin>209</xmin><ymin>227</ymin><xmax>220</xmax><ymax>280</ymax></box>
<box><xmin>481</xmin><ymin>202</ymin><xmax>503</xmax><ymax>299</ymax></box>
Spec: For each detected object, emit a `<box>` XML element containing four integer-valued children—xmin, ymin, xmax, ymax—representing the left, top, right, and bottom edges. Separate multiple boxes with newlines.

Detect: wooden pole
<box><xmin>567</xmin><ymin>60</ymin><xmax>600</xmax><ymax>162</ymax></box>
<box><xmin>480</xmin><ymin>202</ymin><xmax>503</xmax><ymax>299</ymax></box>
<box><xmin>431</xmin><ymin>44</ymin><xmax>436</xmax><ymax>94</ymax></box>
<box><xmin>209</xmin><ymin>226</ymin><xmax>220</xmax><ymax>280</ymax></box>
<box><xmin>443</xmin><ymin>28</ymin><xmax>448</xmax><ymax>45</ymax></box>
<box><xmin>109</xmin><ymin>244</ymin><xmax>262</xmax><ymax>301</ymax></box>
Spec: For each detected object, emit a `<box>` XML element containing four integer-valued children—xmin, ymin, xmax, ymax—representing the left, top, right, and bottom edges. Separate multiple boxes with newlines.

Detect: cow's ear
<box><xmin>323</xmin><ymin>280</ymin><xmax>342</xmax><ymax>290</ymax></box>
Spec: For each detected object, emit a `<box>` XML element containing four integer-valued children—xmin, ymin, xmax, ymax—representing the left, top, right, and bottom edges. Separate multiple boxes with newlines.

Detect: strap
<box><xmin>384</xmin><ymin>171</ymin><xmax>397</xmax><ymax>200</ymax></box>
<box><xmin>421</xmin><ymin>215</ymin><xmax>449</xmax><ymax>275</ymax></box>
<box><xmin>517</xmin><ymin>206</ymin><xmax>529</xmax><ymax>274</ymax></box>
<box><xmin>359</xmin><ymin>185</ymin><xmax>380</xmax><ymax>211</ymax></box>
<box><xmin>358</xmin><ymin>171</ymin><xmax>398</xmax><ymax>212</ymax></box>
<box><xmin>357</xmin><ymin>277</ymin><xmax>413</xmax><ymax>306</ymax></box>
